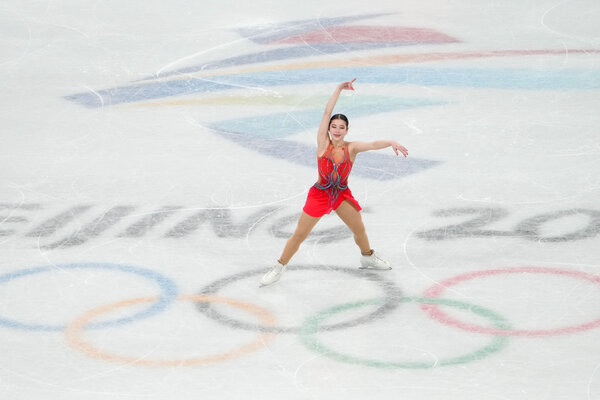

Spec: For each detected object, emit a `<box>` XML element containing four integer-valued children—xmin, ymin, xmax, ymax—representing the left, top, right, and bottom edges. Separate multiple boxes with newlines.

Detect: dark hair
<box><xmin>329</xmin><ymin>113</ymin><xmax>349</xmax><ymax>127</ymax></box>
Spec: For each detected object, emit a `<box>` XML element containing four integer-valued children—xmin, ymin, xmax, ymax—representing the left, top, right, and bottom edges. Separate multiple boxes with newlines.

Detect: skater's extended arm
<box><xmin>317</xmin><ymin>79</ymin><xmax>356</xmax><ymax>153</ymax></box>
<box><xmin>350</xmin><ymin>140</ymin><xmax>409</xmax><ymax>157</ymax></box>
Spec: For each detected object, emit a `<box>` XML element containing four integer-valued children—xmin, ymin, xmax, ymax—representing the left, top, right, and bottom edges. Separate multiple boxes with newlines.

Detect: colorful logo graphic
<box><xmin>64</xmin><ymin>14</ymin><xmax>600</xmax><ymax>180</ymax></box>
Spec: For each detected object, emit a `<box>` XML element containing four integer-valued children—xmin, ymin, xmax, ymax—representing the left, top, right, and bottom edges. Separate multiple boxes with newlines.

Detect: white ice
<box><xmin>1</xmin><ymin>1</ymin><xmax>600</xmax><ymax>399</ymax></box>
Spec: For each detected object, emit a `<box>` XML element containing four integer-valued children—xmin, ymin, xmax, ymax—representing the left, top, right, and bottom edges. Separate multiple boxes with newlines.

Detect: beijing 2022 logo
<box><xmin>65</xmin><ymin>13</ymin><xmax>600</xmax><ymax>181</ymax></box>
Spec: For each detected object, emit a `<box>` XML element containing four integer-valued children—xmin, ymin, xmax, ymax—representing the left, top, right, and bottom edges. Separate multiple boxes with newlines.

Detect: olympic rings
<box><xmin>66</xmin><ymin>295</ymin><xmax>276</xmax><ymax>366</ymax></box>
<box><xmin>4</xmin><ymin>261</ymin><xmax>600</xmax><ymax>369</ymax></box>
<box><xmin>299</xmin><ymin>297</ymin><xmax>510</xmax><ymax>369</ymax></box>
<box><xmin>422</xmin><ymin>266</ymin><xmax>600</xmax><ymax>336</ymax></box>
<box><xmin>0</xmin><ymin>263</ymin><xmax>178</xmax><ymax>331</ymax></box>
<box><xmin>195</xmin><ymin>265</ymin><xmax>402</xmax><ymax>333</ymax></box>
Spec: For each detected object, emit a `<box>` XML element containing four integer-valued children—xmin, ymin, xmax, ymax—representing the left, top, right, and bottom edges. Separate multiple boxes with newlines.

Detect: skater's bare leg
<box><xmin>278</xmin><ymin>212</ymin><xmax>321</xmax><ymax>265</ymax></box>
<box><xmin>336</xmin><ymin>201</ymin><xmax>390</xmax><ymax>269</ymax></box>
<box><xmin>334</xmin><ymin>200</ymin><xmax>372</xmax><ymax>255</ymax></box>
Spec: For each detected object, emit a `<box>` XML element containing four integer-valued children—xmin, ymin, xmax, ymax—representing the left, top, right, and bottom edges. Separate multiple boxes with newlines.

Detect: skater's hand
<box><xmin>392</xmin><ymin>141</ymin><xmax>408</xmax><ymax>157</ymax></box>
<box><xmin>338</xmin><ymin>78</ymin><xmax>356</xmax><ymax>91</ymax></box>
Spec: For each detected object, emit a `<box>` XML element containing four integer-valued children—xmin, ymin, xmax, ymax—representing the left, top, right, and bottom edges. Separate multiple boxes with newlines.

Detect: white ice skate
<box><xmin>359</xmin><ymin>250</ymin><xmax>391</xmax><ymax>270</ymax></box>
<box><xmin>260</xmin><ymin>262</ymin><xmax>286</xmax><ymax>286</ymax></box>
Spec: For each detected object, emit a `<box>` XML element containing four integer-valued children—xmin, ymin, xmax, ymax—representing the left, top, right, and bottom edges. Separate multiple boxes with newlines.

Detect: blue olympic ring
<box><xmin>0</xmin><ymin>263</ymin><xmax>178</xmax><ymax>331</ymax></box>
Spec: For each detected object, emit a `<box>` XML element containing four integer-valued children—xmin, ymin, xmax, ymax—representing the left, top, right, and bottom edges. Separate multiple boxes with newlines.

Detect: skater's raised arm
<box><xmin>350</xmin><ymin>140</ymin><xmax>409</xmax><ymax>157</ymax></box>
<box><xmin>317</xmin><ymin>79</ymin><xmax>356</xmax><ymax>153</ymax></box>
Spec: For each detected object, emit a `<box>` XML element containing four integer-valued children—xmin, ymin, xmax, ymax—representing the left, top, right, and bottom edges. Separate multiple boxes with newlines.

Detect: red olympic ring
<box><xmin>422</xmin><ymin>266</ymin><xmax>600</xmax><ymax>337</ymax></box>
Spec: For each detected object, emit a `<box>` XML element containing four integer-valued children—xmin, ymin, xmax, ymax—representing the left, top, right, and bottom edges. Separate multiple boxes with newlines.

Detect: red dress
<box><xmin>302</xmin><ymin>144</ymin><xmax>362</xmax><ymax>217</ymax></box>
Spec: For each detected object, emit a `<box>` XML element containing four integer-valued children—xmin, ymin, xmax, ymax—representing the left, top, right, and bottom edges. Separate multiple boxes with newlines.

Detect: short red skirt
<box><xmin>302</xmin><ymin>186</ymin><xmax>362</xmax><ymax>218</ymax></box>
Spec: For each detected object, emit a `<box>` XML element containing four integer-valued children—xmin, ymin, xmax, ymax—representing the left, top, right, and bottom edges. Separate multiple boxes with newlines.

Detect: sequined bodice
<box><xmin>314</xmin><ymin>144</ymin><xmax>353</xmax><ymax>204</ymax></box>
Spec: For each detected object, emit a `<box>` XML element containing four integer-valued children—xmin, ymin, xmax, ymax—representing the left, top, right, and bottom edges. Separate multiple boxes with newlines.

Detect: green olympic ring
<box><xmin>299</xmin><ymin>297</ymin><xmax>511</xmax><ymax>369</ymax></box>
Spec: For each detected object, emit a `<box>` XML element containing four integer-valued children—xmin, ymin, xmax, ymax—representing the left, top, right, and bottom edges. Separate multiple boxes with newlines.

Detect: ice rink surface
<box><xmin>1</xmin><ymin>1</ymin><xmax>600</xmax><ymax>399</ymax></box>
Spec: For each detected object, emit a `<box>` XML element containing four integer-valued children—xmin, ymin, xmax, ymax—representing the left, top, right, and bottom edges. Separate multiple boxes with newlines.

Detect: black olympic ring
<box><xmin>195</xmin><ymin>265</ymin><xmax>403</xmax><ymax>334</ymax></box>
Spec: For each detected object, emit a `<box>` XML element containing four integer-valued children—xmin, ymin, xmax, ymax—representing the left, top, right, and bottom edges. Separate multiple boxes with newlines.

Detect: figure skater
<box><xmin>261</xmin><ymin>78</ymin><xmax>408</xmax><ymax>286</ymax></box>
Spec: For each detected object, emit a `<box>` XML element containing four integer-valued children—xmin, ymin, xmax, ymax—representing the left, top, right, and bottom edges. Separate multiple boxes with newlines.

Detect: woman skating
<box><xmin>261</xmin><ymin>78</ymin><xmax>408</xmax><ymax>286</ymax></box>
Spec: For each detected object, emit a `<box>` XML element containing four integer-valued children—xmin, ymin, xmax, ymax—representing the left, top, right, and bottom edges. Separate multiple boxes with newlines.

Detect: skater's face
<box><xmin>329</xmin><ymin>118</ymin><xmax>348</xmax><ymax>141</ymax></box>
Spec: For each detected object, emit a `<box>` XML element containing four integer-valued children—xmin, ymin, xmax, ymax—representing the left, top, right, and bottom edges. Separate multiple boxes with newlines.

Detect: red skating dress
<box><xmin>302</xmin><ymin>143</ymin><xmax>362</xmax><ymax>218</ymax></box>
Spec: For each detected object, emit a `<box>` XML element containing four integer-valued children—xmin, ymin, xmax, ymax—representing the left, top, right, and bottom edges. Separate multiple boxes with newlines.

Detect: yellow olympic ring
<box><xmin>65</xmin><ymin>295</ymin><xmax>276</xmax><ymax>366</ymax></box>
